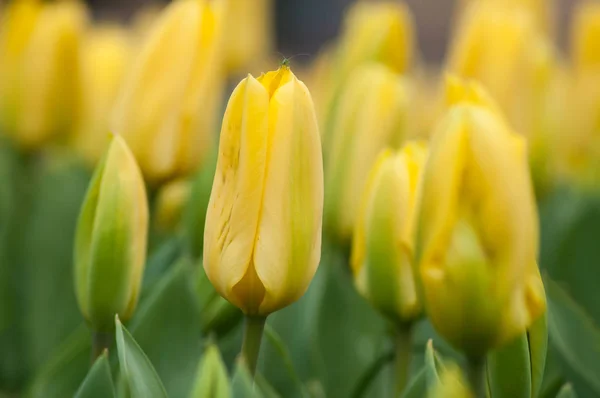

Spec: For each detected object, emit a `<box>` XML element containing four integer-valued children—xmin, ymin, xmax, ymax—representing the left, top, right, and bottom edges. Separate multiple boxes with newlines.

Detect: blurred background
<box><xmin>87</xmin><ymin>0</ymin><xmax>577</xmax><ymax>64</ymax></box>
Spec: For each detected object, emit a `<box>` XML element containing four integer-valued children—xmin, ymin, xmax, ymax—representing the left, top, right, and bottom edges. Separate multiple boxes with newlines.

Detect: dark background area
<box><xmin>88</xmin><ymin>0</ymin><xmax>577</xmax><ymax>64</ymax></box>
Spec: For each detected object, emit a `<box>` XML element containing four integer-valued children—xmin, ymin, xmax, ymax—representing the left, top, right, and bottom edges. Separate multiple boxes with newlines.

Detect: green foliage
<box><xmin>74</xmin><ymin>352</ymin><xmax>115</xmax><ymax>398</ymax></box>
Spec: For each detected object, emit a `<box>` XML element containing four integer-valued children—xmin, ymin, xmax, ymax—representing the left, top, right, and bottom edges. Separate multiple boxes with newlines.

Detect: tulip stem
<box><xmin>394</xmin><ymin>325</ymin><xmax>413</xmax><ymax>396</ymax></box>
<box><xmin>91</xmin><ymin>330</ymin><xmax>112</xmax><ymax>364</ymax></box>
<box><xmin>466</xmin><ymin>356</ymin><xmax>486</xmax><ymax>398</ymax></box>
<box><xmin>241</xmin><ymin>315</ymin><xmax>266</xmax><ymax>378</ymax></box>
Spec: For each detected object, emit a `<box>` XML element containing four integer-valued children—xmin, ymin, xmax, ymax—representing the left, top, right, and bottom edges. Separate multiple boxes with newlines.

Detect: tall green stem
<box><xmin>241</xmin><ymin>315</ymin><xmax>267</xmax><ymax>377</ymax></box>
<box><xmin>91</xmin><ymin>330</ymin><xmax>112</xmax><ymax>364</ymax></box>
<box><xmin>394</xmin><ymin>325</ymin><xmax>413</xmax><ymax>396</ymax></box>
<box><xmin>466</xmin><ymin>356</ymin><xmax>486</xmax><ymax>398</ymax></box>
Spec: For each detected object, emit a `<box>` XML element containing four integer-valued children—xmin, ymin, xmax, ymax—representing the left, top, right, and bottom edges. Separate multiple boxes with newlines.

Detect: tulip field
<box><xmin>1</xmin><ymin>0</ymin><xmax>600</xmax><ymax>397</ymax></box>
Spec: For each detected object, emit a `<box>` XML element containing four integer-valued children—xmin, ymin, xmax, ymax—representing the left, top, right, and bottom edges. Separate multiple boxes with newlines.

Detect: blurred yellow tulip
<box><xmin>0</xmin><ymin>0</ymin><xmax>87</xmax><ymax>150</ymax></box>
<box><xmin>73</xmin><ymin>25</ymin><xmax>132</xmax><ymax>165</ymax></box>
<box><xmin>0</xmin><ymin>0</ymin><xmax>42</xmax><ymax>132</ymax></box>
<box><xmin>416</xmin><ymin>78</ymin><xmax>546</xmax><ymax>357</ymax></box>
<box><xmin>204</xmin><ymin>66</ymin><xmax>323</xmax><ymax>316</ymax></box>
<box><xmin>325</xmin><ymin>64</ymin><xmax>412</xmax><ymax>243</ymax></box>
<box><xmin>351</xmin><ymin>142</ymin><xmax>427</xmax><ymax>324</ymax></box>
<box><xmin>74</xmin><ymin>134</ymin><xmax>148</xmax><ymax>332</ymax></box>
<box><xmin>222</xmin><ymin>0</ymin><xmax>273</xmax><ymax>74</ymax></box>
<box><xmin>112</xmin><ymin>0</ymin><xmax>226</xmax><ymax>184</ymax></box>
<box><xmin>155</xmin><ymin>178</ymin><xmax>192</xmax><ymax>232</ymax></box>
<box><xmin>321</xmin><ymin>1</ymin><xmax>415</xmax><ymax>149</ymax></box>
<box><xmin>572</xmin><ymin>2</ymin><xmax>600</xmax><ymax>75</ymax></box>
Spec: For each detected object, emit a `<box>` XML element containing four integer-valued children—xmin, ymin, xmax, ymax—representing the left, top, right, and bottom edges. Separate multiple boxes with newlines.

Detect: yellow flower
<box><xmin>351</xmin><ymin>142</ymin><xmax>427</xmax><ymax>324</ymax></box>
<box><xmin>321</xmin><ymin>1</ymin><xmax>414</xmax><ymax>148</ymax></box>
<box><xmin>0</xmin><ymin>0</ymin><xmax>87</xmax><ymax>149</ymax></box>
<box><xmin>572</xmin><ymin>2</ymin><xmax>600</xmax><ymax>74</ymax></box>
<box><xmin>416</xmin><ymin>78</ymin><xmax>546</xmax><ymax>357</ymax></box>
<box><xmin>155</xmin><ymin>178</ymin><xmax>192</xmax><ymax>232</ymax></box>
<box><xmin>325</xmin><ymin>64</ymin><xmax>412</xmax><ymax>243</ymax></box>
<box><xmin>0</xmin><ymin>0</ymin><xmax>42</xmax><ymax>133</ymax></box>
<box><xmin>447</xmin><ymin>1</ymin><xmax>546</xmax><ymax>140</ymax></box>
<box><xmin>73</xmin><ymin>25</ymin><xmax>132</xmax><ymax>165</ymax></box>
<box><xmin>221</xmin><ymin>0</ymin><xmax>273</xmax><ymax>74</ymax></box>
<box><xmin>112</xmin><ymin>0</ymin><xmax>226</xmax><ymax>184</ymax></box>
<box><xmin>203</xmin><ymin>66</ymin><xmax>323</xmax><ymax>316</ymax></box>
<box><xmin>74</xmin><ymin>134</ymin><xmax>149</xmax><ymax>332</ymax></box>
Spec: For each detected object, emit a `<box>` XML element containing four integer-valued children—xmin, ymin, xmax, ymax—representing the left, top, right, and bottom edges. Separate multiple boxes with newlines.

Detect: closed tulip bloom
<box><xmin>416</xmin><ymin>79</ymin><xmax>546</xmax><ymax>357</ymax></box>
<box><xmin>325</xmin><ymin>64</ymin><xmax>411</xmax><ymax>243</ymax></box>
<box><xmin>0</xmin><ymin>0</ymin><xmax>42</xmax><ymax>133</ymax></box>
<box><xmin>203</xmin><ymin>66</ymin><xmax>323</xmax><ymax>316</ymax></box>
<box><xmin>572</xmin><ymin>2</ymin><xmax>600</xmax><ymax>74</ymax></box>
<box><xmin>112</xmin><ymin>0</ymin><xmax>226</xmax><ymax>184</ymax></box>
<box><xmin>74</xmin><ymin>134</ymin><xmax>149</xmax><ymax>332</ymax></box>
<box><xmin>337</xmin><ymin>1</ymin><xmax>414</xmax><ymax>80</ymax></box>
<box><xmin>351</xmin><ymin>142</ymin><xmax>427</xmax><ymax>324</ymax></box>
<box><xmin>73</xmin><ymin>26</ymin><xmax>132</xmax><ymax>165</ymax></box>
<box><xmin>447</xmin><ymin>1</ymin><xmax>543</xmax><ymax>140</ymax></box>
<box><xmin>222</xmin><ymin>0</ymin><xmax>273</xmax><ymax>74</ymax></box>
<box><xmin>1</xmin><ymin>0</ymin><xmax>87</xmax><ymax>149</ymax></box>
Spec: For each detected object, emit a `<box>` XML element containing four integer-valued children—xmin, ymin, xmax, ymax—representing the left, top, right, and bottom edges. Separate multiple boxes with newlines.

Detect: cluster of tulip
<box><xmin>1</xmin><ymin>0</ymin><xmax>600</xmax><ymax>397</ymax></box>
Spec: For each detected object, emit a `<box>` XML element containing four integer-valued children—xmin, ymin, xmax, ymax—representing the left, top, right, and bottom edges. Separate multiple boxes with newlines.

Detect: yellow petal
<box><xmin>253</xmin><ymin>77</ymin><xmax>323</xmax><ymax>315</ymax></box>
<box><xmin>203</xmin><ymin>75</ymin><xmax>269</xmax><ymax>312</ymax></box>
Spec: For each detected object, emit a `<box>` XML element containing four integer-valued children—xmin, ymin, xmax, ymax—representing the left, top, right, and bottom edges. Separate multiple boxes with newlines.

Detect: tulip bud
<box><xmin>447</xmin><ymin>1</ymin><xmax>542</xmax><ymax>140</ymax></box>
<box><xmin>572</xmin><ymin>2</ymin><xmax>600</xmax><ymax>75</ymax></box>
<box><xmin>324</xmin><ymin>64</ymin><xmax>411</xmax><ymax>243</ymax></box>
<box><xmin>416</xmin><ymin>78</ymin><xmax>546</xmax><ymax>357</ymax></box>
<box><xmin>337</xmin><ymin>1</ymin><xmax>414</xmax><ymax>79</ymax></box>
<box><xmin>321</xmin><ymin>2</ymin><xmax>414</xmax><ymax>148</ymax></box>
<box><xmin>0</xmin><ymin>0</ymin><xmax>87</xmax><ymax>149</ymax></box>
<box><xmin>190</xmin><ymin>344</ymin><xmax>231</xmax><ymax>398</ymax></box>
<box><xmin>72</xmin><ymin>25</ymin><xmax>132</xmax><ymax>165</ymax></box>
<box><xmin>112</xmin><ymin>0</ymin><xmax>226</xmax><ymax>184</ymax></box>
<box><xmin>154</xmin><ymin>178</ymin><xmax>192</xmax><ymax>232</ymax></box>
<box><xmin>203</xmin><ymin>66</ymin><xmax>323</xmax><ymax>316</ymax></box>
<box><xmin>74</xmin><ymin>134</ymin><xmax>149</xmax><ymax>332</ymax></box>
<box><xmin>0</xmin><ymin>0</ymin><xmax>42</xmax><ymax>133</ymax></box>
<box><xmin>351</xmin><ymin>142</ymin><xmax>427</xmax><ymax>325</ymax></box>
<box><xmin>221</xmin><ymin>0</ymin><xmax>273</xmax><ymax>74</ymax></box>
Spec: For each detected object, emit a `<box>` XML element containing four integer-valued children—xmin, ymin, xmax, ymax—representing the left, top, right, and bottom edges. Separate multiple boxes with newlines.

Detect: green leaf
<box><xmin>127</xmin><ymin>259</ymin><xmax>202</xmax><ymax>398</ymax></box>
<box><xmin>189</xmin><ymin>344</ymin><xmax>230</xmax><ymax>398</ymax></box>
<box><xmin>401</xmin><ymin>340</ymin><xmax>445</xmax><ymax>398</ymax></box>
<box><xmin>487</xmin><ymin>333</ymin><xmax>531</xmax><ymax>398</ymax></box>
<box><xmin>115</xmin><ymin>317</ymin><xmax>168</xmax><ymax>398</ymax></box>
<box><xmin>314</xmin><ymin>247</ymin><xmax>389</xmax><ymax>398</ymax></box>
<box><xmin>556</xmin><ymin>384</ymin><xmax>577</xmax><ymax>398</ymax></box>
<box><xmin>546</xmin><ymin>277</ymin><xmax>600</xmax><ymax>397</ymax></box>
<box><xmin>74</xmin><ymin>351</ymin><xmax>115</xmax><ymax>398</ymax></box>
<box><xmin>231</xmin><ymin>359</ymin><xmax>264</xmax><ymax>398</ymax></box>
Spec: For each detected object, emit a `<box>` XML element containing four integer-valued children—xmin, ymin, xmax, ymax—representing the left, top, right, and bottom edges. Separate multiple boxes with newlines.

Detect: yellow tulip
<box><xmin>447</xmin><ymin>1</ymin><xmax>544</xmax><ymax>140</ymax></box>
<box><xmin>222</xmin><ymin>0</ymin><xmax>273</xmax><ymax>74</ymax></box>
<box><xmin>0</xmin><ymin>0</ymin><xmax>42</xmax><ymax>133</ymax></box>
<box><xmin>416</xmin><ymin>78</ymin><xmax>546</xmax><ymax>357</ymax></box>
<box><xmin>155</xmin><ymin>178</ymin><xmax>192</xmax><ymax>232</ymax></box>
<box><xmin>321</xmin><ymin>1</ymin><xmax>414</xmax><ymax>148</ymax></box>
<box><xmin>74</xmin><ymin>134</ymin><xmax>148</xmax><ymax>332</ymax></box>
<box><xmin>325</xmin><ymin>64</ymin><xmax>412</xmax><ymax>243</ymax></box>
<box><xmin>0</xmin><ymin>0</ymin><xmax>87</xmax><ymax>149</ymax></box>
<box><xmin>112</xmin><ymin>0</ymin><xmax>226</xmax><ymax>184</ymax></box>
<box><xmin>73</xmin><ymin>25</ymin><xmax>132</xmax><ymax>165</ymax></box>
<box><xmin>351</xmin><ymin>142</ymin><xmax>427</xmax><ymax>324</ymax></box>
<box><xmin>203</xmin><ymin>66</ymin><xmax>323</xmax><ymax>316</ymax></box>
<box><xmin>572</xmin><ymin>2</ymin><xmax>600</xmax><ymax>74</ymax></box>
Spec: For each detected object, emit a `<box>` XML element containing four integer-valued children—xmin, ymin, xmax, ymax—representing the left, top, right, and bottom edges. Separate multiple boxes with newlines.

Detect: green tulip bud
<box><xmin>74</xmin><ymin>134</ymin><xmax>149</xmax><ymax>332</ymax></box>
